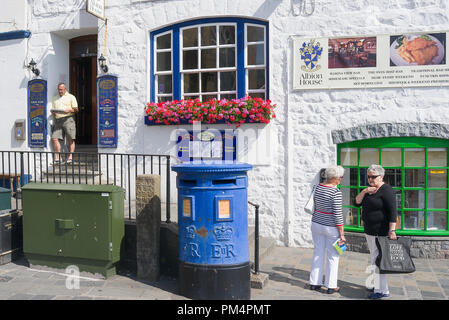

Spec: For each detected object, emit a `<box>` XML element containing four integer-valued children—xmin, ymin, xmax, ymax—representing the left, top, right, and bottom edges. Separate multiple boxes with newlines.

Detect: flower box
<box><xmin>144</xmin><ymin>97</ymin><xmax>276</xmax><ymax>127</ymax></box>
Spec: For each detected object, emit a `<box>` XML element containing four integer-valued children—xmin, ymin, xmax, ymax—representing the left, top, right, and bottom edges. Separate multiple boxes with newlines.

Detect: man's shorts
<box><xmin>52</xmin><ymin>116</ymin><xmax>76</xmax><ymax>140</ymax></box>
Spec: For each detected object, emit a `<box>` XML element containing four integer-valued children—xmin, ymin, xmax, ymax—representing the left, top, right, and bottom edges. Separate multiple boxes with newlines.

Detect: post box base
<box><xmin>179</xmin><ymin>260</ymin><xmax>250</xmax><ymax>300</ymax></box>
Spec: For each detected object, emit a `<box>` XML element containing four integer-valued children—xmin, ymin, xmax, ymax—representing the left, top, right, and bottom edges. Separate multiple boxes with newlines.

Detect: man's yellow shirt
<box><xmin>52</xmin><ymin>92</ymin><xmax>78</xmax><ymax>119</ymax></box>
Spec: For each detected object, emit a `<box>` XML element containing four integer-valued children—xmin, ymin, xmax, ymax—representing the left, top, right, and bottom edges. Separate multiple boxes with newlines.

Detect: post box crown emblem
<box><xmin>213</xmin><ymin>225</ymin><xmax>233</xmax><ymax>241</ymax></box>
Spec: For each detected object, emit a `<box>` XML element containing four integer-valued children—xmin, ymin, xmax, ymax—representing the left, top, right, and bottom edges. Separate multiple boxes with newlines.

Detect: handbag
<box><xmin>375</xmin><ymin>236</ymin><xmax>416</xmax><ymax>274</ymax></box>
<box><xmin>304</xmin><ymin>184</ymin><xmax>317</xmax><ymax>215</ymax></box>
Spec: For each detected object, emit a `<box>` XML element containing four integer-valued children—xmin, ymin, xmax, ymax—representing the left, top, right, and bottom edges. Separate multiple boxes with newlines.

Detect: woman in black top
<box><xmin>355</xmin><ymin>164</ymin><xmax>397</xmax><ymax>300</ymax></box>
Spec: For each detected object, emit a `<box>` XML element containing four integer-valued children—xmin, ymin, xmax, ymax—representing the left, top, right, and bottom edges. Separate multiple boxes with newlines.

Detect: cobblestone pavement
<box><xmin>0</xmin><ymin>246</ymin><xmax>448</xmax><ymax>300</ymax></box>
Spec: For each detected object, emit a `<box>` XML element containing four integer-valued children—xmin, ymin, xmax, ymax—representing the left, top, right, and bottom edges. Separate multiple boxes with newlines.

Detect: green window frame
<box><xmin>337</xmin><ymin>137</ymin><xmax>449</xmax><ymax>236</ymax></box>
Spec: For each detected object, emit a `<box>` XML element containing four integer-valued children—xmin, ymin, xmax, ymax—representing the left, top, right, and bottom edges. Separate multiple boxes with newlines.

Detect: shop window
<box><xmin>150</xmin><ymin>18</ymin><xmax>268</xmax><ymax>103</ymax></box>
<box><xmin>338</xmin><ymin>137</ymin><xmax>449</xmax><ymax>236</ymax></box>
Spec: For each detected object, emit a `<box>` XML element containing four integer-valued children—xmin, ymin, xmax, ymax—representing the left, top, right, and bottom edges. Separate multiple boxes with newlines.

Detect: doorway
<box><xmin>69</xmin><ymin>35</ymin><xmax>97</xmax><ymax>146</ymax></box>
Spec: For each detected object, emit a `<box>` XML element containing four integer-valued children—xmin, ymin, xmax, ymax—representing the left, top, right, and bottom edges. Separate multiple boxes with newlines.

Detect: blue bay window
<box><xmin>150</xmin><ymin>17</ymin><xmax>269</xmax><ymax>103</ymax></box>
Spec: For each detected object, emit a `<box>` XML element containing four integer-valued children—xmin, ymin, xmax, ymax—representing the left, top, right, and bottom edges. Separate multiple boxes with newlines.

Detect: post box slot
<box><xmin>181</xmin><ymin>179</ymin><xmax>197</xmax><ymax>186</ymax></box>
<box><xmin>212</xmin><ymin>179</ymin><xmax>236</xmax><ymax>185</ymax></box>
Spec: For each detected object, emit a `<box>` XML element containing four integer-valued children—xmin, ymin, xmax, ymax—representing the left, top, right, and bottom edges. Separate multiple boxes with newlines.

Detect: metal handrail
<box><xmin>248</xmin><ymin>200</ymin><xmax>260</xmax><ymax>275</ymax></box>
<box><xmin>1</xmin><ymin>150</ymin><xmax>172</xmax><ymax>222</ymax></box>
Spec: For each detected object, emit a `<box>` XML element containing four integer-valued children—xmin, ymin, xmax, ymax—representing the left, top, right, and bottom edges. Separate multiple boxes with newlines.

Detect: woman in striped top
<box><xmin>309</xmin><ymin>165</ymin><xmax>346</xmax><ymax>294</ymax></box>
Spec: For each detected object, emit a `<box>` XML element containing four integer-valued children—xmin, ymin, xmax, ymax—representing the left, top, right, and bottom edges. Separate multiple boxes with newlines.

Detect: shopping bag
<box><xmin>304</xmin><ymin>184</ymin><xmax>316</xmax><ymax>215</ymax></box>
<box><xmin>375</xmin><ymin>236</ymin><xmax>415</xmax><ymax>274</ymax></box>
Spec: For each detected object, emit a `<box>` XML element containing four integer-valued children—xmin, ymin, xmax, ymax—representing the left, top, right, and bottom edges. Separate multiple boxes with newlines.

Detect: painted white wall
<box><xmin>18</xmin><ymin>0</ymin><xmax>449</xmax><ymax>247</ymax></box>
<box><xmin>1</xmin><ymin>0</ymin><xmax>27</xmax><ymax>32</ymax></box>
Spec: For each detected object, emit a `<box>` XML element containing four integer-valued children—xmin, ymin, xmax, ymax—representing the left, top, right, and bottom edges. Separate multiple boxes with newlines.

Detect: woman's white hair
<box><xmin>324</xmin><ymin>165</ymin><xmax>345</xmax><ymax>181</ymax></box>
<box><xmin>368</xmin><ymin>164</ymin><xmax>385</xmax><ymax>176</ymax></box>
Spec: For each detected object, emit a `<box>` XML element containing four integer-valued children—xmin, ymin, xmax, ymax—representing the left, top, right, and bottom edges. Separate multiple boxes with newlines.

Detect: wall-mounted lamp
<box><xmin>98</xmin><ymin>54</ymin><xmax>108</xmax><ymax>73</ymax></box>
<box><xmin>27</xmin><ymin>58</ymin><xmax>40</xmax><ymax>77</ymax></box>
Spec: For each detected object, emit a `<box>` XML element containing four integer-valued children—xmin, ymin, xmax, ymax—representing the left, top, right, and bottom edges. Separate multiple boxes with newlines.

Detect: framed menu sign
<box><xmin>293</xmin><ymin>31</ymin><xmax>449</xmax><ymax>90</ymax></box>
<box><xmin>176</xmin><ymin>129</ymin><xmax>237</xmax><ymax>162</ymax></box>
<box><xmin>27</xmin><ymin>79</ymin><xmax>47</xmax><ymax>148</ymax></box>
<box><xmin>97</xmin><ymin>75</ymin><xmax>118</xmax><ymax>148</ymax></box>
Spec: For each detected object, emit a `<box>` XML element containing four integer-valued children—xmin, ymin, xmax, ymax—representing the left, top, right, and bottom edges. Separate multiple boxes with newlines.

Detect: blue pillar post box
<box><xmin>172</xmin><ymin>162</ymin><xmax>253</xmax><ymax>300</ymax></box>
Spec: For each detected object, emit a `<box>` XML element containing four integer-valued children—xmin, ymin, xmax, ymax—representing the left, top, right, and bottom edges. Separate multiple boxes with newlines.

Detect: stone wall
<box><xmin>346</xmin><ymin>232</ymin><xmax>449</xmax><ymax>259</ymax></box>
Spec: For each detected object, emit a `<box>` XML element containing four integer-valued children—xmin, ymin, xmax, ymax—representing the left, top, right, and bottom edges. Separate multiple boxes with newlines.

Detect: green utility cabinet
<box><xmin>22</xmin><ymin>183</ymin><xmax>125</xmax><ymax>278</ymax></box>
<box><xmin>0</xmin><ymin>187</ymin><xmax>11</xmax><ymax>210</ymax></box>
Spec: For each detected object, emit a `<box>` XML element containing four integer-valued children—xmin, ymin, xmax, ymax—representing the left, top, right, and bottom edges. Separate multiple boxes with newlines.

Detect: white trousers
<box><xmin>309</xmin><ymin>222</ymin><xmax>340</xmax><ymax>289</ymax></box>
<box><xmin>365</xmin><ymin>234</ymin><xmax>389</xmax><ymax>295</ymax></box>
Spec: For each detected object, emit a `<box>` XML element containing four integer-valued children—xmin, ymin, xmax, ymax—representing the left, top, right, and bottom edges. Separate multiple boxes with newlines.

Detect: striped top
<box><xmin>311</xmin><ymin>184</ymin><xmax>344</xmax><ymax>227</ymax></box>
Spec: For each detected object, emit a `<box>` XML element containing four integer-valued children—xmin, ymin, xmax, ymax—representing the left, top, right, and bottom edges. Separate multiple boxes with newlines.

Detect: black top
<box><xmin>356</xmin><ymin>184</ymin><xmax>397</xmax><ymax>236</ymax></box>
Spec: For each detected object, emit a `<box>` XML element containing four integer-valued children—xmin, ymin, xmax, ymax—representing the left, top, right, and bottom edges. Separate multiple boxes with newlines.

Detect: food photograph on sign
<box><xmin>390</xmin><ymin>33</ymin><xmax>446</xmax><ymax>66</ymax></box>
<box><xmin>328</xmin><ymin>37</ymin><xmax>377</xmax><ymax>69</ymax></box>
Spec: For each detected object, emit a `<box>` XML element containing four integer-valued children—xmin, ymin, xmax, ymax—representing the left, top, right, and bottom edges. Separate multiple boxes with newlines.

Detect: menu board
<box><xmin>177</xmin><ymin>130</ymin><xmax>237</xmax><ymax>162</ymax></box>
<box><xmin>27</xmin><ymin>79</ymin><xmax>47</xmax><ymax>148</ymax></box>
<box><xmin>97</xmin><ymin>75</ymin><xmax>118</xmax><ymax>148</ymax></box>
<box><xmin>293</xmin><ymin>31</ymin><xmax>449</xmax><ymax>90</ymax></box>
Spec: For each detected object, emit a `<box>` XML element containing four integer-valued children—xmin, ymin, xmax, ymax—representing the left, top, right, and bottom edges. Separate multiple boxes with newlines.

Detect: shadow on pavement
<box><xmin>270</xmin><ymin>266</ymin><xmax>368</xmax><ymax>299</ymax></box>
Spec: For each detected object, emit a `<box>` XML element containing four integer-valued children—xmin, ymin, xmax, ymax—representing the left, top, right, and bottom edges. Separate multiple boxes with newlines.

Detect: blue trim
<box><xmin>173</xmin><ymin>26</ymin><xmax>181</xmax><ymax>101</ymax></box>
<box><xmin>265</xmin><ymin>25</ymin><xmax>270</xmax><ymax>100</ymax></box>
<box><xmin>150</xmin><ymin>32</ymin><xmax>155</xmax><ymax>102</ymax></box>
<box><xmin>0</xmin><ymin>30</ymin><xmax>31</xmax><ymax>41</ymax></box>
<box><xmin>236</xmin><ymin>20</ymin><xmax>245</xmax><ymax>98</ymax></box>
<box><xmin>149</xmin><ymin>17</ymin><xmax>268</xmax><ymax>103</ymax></box>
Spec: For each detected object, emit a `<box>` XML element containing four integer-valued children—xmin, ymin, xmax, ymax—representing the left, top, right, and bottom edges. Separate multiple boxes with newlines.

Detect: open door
<box><xmin>69</xmin><ymin>35</ymin><xmax>98</xmax><ymax>146</ymax></box>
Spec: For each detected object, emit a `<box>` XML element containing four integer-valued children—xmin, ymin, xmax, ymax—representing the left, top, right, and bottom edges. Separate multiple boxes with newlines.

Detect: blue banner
<box><xmin>97</xmin><ymin>75</ymin><xmax>118</xmax><ymax>148</ymax></box>
<box><xmin>27</xmin><ymin>79</ymin><xmax>47</xmax><ymax>148</ymax></box>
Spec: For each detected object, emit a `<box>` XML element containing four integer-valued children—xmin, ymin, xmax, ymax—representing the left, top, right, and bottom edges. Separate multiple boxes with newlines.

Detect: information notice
<box><xmin>293</xmin><ymin>31</ymin><xmax>449</xmax><ymax>90</ymax></box>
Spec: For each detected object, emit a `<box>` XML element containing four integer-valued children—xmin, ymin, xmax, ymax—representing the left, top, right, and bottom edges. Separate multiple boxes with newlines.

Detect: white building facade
<box><xmin>2</xmin><ymin>0</ymin><xmax>449</xmax><ymax>247</ymax></box>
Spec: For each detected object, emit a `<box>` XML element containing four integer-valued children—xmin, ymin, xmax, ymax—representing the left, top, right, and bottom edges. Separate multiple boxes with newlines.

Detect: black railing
<box><xmin>0</xmin><ymin>150</ymin><xmax>172</xmax><ymax>221</ymax></box>
<box><xmin>248</xmin><ymin>200</ymin><xmax>260</xmax><ymax>275</ymax></box>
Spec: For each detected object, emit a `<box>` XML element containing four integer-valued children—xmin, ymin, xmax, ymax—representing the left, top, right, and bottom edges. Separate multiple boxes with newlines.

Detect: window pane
<box><xmin>247</xmin><ymin>26</ymin><xmax>264</xmax><ymax>42</ymax></box>
<box><xmin>248</xmin><ymin>69</ymin><xmax>265</xmax><ymax>90</ymax></box>
<box><xmin>427</xmin><ymin>211</ymin><xmax>447</xmax><ymax>230</ymax></box>
<box><xmin>404</xmin><ymin>169</ymin><xmax>425</xmax><ymax>187</ymax></box>
<box><xmin>360</xmin><ymin>148</ymin><xmax>379</xmax><ymax>166</ymax></box>
<box><xmin>248</xmin><ymin>44</ymin><xmax>264</xmax><ymax>65</ymax></box>
<box><xmin>404</xmin><ymin>190</ymin><xmax>425</xmax><ymax>209</ymax></box>
<box><xmin>157</xmin><ymin>33</ymin><xmax>171</xmax><ymax>49</ymax></box>
<box><xmin>249</xmin><ymin>92</ymin><xmax>265</xmax><ymax>99</ymax></box>
<box><xmin>202</xmin><ymin>94</ymin><xmax>217</xmax><ymax>101</ymax></box>
<box><xmin>384</xmin><ymin>169</ymin><xmax>402</xmax><ymax>187</ymax></box>
<box><xmin>220</xmin><ymin>72</ymin><xmax>236</xmax><ymax>91</ymax></box>
<box><xmin>201</xmin><ymin>72</ymin><xmax>218</xmax><ymax>92</ymax></box>
<box><xmin>219</xmin><ymin>26</ymin><xmax>235</xmax><ymax>45</ymax></box>
<box><xmin>428</xmin><ymin>169</ymin><xmax>447</xmax><ymax>188</ymax></box>
<box><xmin>427</xmin><ymin>190</ymin><xmax>447</xmax><ymax>209</ymax></box>
<box><xmin>183</xmin><ymin>28</ymin><xmax>198</xmax><ymax>47</ymax></box>
<box><xmin>183</xmin><ymin>50</ymin><xmax>198</xmax><ymax>70</ymax></box>
<box><xmin>157</xmin><ymin>52</ymin><xmax>171</xmax><ymax>72</ymax></box>
<box><xmin>343</xmin><ymin>207</ymin><xmax>358</xmax><ymax>226</ymax></box>
<box><xmin>201</xmin><ymin>26</ymin><xmax>216</xmax><ymax>46</ymax></box>
<box><xmin>220</xmin><ymin>93</ymin><xmax>236</xmax><ymax>100</ymax></box>
<box><xmin>201</xmin><ymin>49</ymin><xmax>216</xmax><ymax>68</ymax></box>
<box><xmin>428</xmin><ymin>148</ymin><xmax>447</xmax><ymax>167</ymax></box>
<box><xmin>183</xmin><ymin>73</ymin><xmax>199</xmax><ymax>93</ymax></box>
<box><xmin>341</xmin><ymin>148</ymin><xmax>357</xmax><ymax>166</ymax></box>
<box><xmin>219</xmin><ymin>47</ymin><xmax>235</xmax><ymax>68</ymax></box>
<box><xmin>157</xmin><ymin>75</ymin><xmax>172</xmax><ymax>94</ymax></box>
<box><xmin>405</xmin><ymin>148</ymin><xmax>425</xmax><ymax>167</ymax></box>
<box><xmin>381</xmin><ymin>148</ymin><xmax>401</xmax><ymax>167</ymax></box>
<box><xmin>341</xmin><ymin>168</ymin><xmax>357</xmax><ymax>186</ymax></box>
<box><xmin>394</xmin><ymin>190</ymin><xmax>402</xmax><ymax>208</ymax></box>
<box><xmin>404</xmin><ymin>211</ymin><xmax>425</xmax><ymax>230</ymax></box>
<box><xmin>342</xmin><ymin>188</ymin><xmax>357</xmax><ymax>206</ymax></box>
<box><xmin>157</xmin><ymin>96</ymin><xmax>172</xmax><ymax>103</ymax></box>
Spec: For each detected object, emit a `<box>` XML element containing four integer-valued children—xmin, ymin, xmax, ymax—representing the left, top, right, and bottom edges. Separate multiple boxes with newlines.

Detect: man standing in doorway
<box><xmin>51</xmin><ymin>82</ymin><xmax>78</xmax><ymax>164</ymax></box>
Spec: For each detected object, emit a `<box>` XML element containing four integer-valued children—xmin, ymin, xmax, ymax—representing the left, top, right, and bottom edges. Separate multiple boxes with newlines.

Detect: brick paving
<box><xmin>0</xmin><ymin>246</ymin><xmax>448</xmax><ymax>300</ymax></box>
